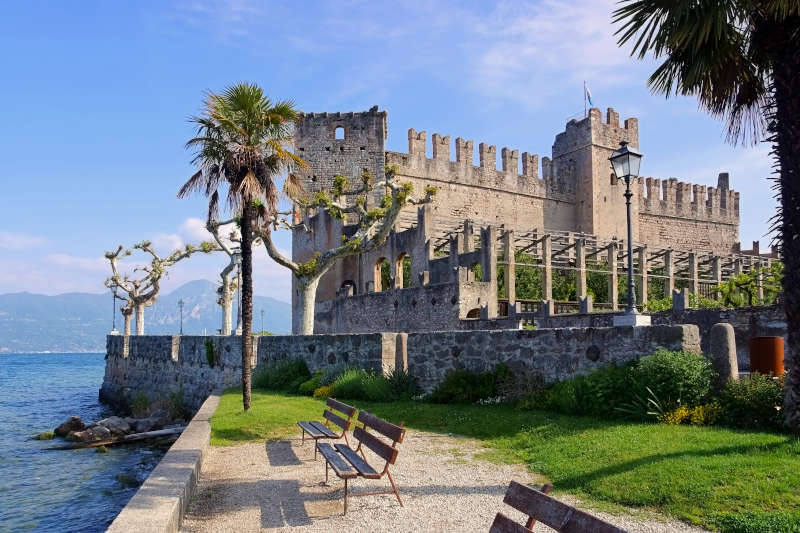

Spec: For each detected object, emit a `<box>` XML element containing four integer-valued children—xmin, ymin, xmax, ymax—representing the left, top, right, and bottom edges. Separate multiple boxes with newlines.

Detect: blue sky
<box><xmin>0</xmin><ymin>0</ymin><xmax>777</xmax><ymax>302</ymax></box>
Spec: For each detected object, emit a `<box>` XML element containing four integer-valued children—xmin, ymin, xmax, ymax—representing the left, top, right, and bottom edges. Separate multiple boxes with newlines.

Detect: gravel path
<box><xmin>181</xmin><ymin>431</ymin><xmax>710</xmax><ymax>533</ymax></box>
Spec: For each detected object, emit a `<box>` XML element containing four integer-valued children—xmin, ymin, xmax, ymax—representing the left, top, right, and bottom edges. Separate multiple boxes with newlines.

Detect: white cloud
<box><xmin>0</xmin><ymin>230</ymin><xmax>47</xmax><ymax>250</ymax></box>
<box><xmin>45</xmin><ymin>253</ymin><xmax>107</xmax><ymax>272</ymax></box>
<box><xmin>151</xmin><ymin>233</ymin><xmax>184</xmax><ymax>254</ymax></box>
<box><xmin>179</xmin><ymin>217</ymin><xmax>212</xmax><ymax>242</ymax></box>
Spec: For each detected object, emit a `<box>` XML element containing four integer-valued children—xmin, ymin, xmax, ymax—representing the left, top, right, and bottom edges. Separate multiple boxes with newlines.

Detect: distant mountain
<box><xmin>0</xmin><ymin>280</ymin><xmax>291</xmax><ymax>353</ymax></box>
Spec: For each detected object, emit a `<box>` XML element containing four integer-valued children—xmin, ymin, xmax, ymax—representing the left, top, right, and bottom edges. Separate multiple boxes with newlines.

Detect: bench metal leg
<box><xmin>387</xmin><ymin>470</ymin><xmax>403</xmax><ymax>507</ymax></box>
<box><xmin>325</xmin><ymin>460</ymin><xmax>329</xmax><ymax>483</ymax></box>
<box><xmin>344</xmin><ymin>478</ymin><xmax>349</xmax><ymax>515</ymax></box>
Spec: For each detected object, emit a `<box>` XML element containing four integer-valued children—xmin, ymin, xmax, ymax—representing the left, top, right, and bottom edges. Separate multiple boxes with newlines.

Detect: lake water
<box><xmin>0</xmin><ymin>353</ymin><xmax>168</xmax><ymax>532</ymax></box>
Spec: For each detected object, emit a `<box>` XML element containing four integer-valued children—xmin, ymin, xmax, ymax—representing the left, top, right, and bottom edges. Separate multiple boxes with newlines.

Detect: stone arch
<box><xmin>395</xmin><ymin>253</ymin><xmax>412</xmax><ymax>288</ymax></box>
<box><xmin>340</xmin><ymin>280</ymin><xmax>356</xmax><ymax>297</ymax></box>
<box><xmin>374</xmin><ymin>257</ymin><xmax>391</xmax><ymax>292</ymax></box>
<box><xmin>334</xmin><ymin>126</ymin><xmax>345</xmax><ymax>140</ymax></box>
<box><xmin>466</xmin><ymin>308</ymin><xmax>481</xmax><ymax>319</ymax></box>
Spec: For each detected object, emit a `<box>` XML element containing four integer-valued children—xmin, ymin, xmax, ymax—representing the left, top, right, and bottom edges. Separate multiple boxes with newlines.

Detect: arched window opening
<box><xmin>374</xmin><ymin>258</ymin><xmax>391</xmax><ymax>292</ymax></box>
<box><xmin>340</xmin><ymin>280</ymin><xmax>356</xmax><ymax>297</ymax></box>
<box><xmin>335</xmin><ymin>126</ymin><xmax>345</xmax><ymax>140</ymax></box>
<box><xmin>395</xmin><ymin>254</ymin><xmax>412</xmax><ymax>288</ymax></box>
<box><xmin>466</xmin><ymin>308</ymin><xmax>481</xmax><ymax>319</ymax></box>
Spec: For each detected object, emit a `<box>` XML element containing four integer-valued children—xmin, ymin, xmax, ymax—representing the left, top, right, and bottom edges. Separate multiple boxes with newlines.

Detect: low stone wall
<box><xmin>538</xmin><ymin>305</ymin><xmax>787</xmax><ymax>370</ymax></box>
<box><xmin>102</xmin><ymin>325</ymin><xmax>700</xmax><ymax>411</ymax></box>
<box><xmin>101</xmin><ymin>333</ymin><xmax>400</xmax><ymax>412</ymax></box>
<box><xmin>106</xmin><ymin>394</ymin><xmax>219</xmax><ymax>533</ymax></box>
<box><xmin>406</xmin><ymin>325</ymin><xmax>700</xmax><ymax>392</ymax></box>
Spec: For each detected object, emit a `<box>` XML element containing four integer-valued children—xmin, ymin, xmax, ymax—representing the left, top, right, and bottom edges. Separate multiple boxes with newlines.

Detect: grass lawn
<box><xmin>211</xmin><ymin>389</ymin><xmax>800</xmax><ymax>532</ymax></box>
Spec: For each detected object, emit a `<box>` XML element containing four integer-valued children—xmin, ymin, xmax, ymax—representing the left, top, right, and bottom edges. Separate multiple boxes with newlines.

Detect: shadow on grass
<box><xmin>552</xmin><ymin>439</ymin><xmax>792</xmax><ymax>493</ymax></box>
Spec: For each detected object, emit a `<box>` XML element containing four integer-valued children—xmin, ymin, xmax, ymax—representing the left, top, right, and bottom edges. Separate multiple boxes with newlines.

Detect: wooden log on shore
<box><xmin>45</xmin><ymin>426</ymin><xmax>186</xmax><ymax>450</ymax></box>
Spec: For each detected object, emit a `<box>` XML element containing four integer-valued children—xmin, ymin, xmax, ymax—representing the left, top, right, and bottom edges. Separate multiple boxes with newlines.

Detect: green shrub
<box><xmin>331</xmin><ymin>368</ymin><xmax>372</xmax><ymax>400</ymax></box>
<box><xmin>313</xmin><ymin>385</ymin><xmax>334</xmax><ymax>398</ymax></box>
<box><xmin>204</xmin><ymin>339</ymin><xmax>219</xmax><ymax>368</ymax></box>
<box><xmin>497</xmin><ymin>368</ymin><xmax>548</xmax><ymax>407</ymax></box>
<box><xmin>689</xmin><ymin>402</ymin><xmax>723</xmax><ymax>425</ymax></box>
<box><xmin>385</xmin><ymin>368</ymin><xmax>421</xmax><ymax>400</ymax></box>
<box><xmin>318</xmin><ymin>363</ymin><xmax>354</xmax><ymax>386</ymax></box>
<box><xmin>545</xmin><ymin>363</ymin><xmax>635</xmax><ymax>416</ymax></box>
<box><xmin>253</xmin><ymin>359</ymin><xmax>311</xmax><ymax>391</ymax></box>
<box><xmin>298</xmin><ymin>373</ymin><xmax>322</xmax><ymax>396</ymax></box>
<box><xmin>362</xmin><ymin>373</ymin><xmax>393</xmax><ymax>401</ymax></box>
<box><xmin>718</xmin><ymin>373</ymin><xmax>786</xmax><ymax>431</ymax></box>
<box><xmin>632</xmin><ymin>349</ymin><xmax>715</xmax><ymax>410</ymax></box>
<box><xmin>428</xmin><ymin>364</ymin><xmax>508</xmax><ymax>404</ymax></box>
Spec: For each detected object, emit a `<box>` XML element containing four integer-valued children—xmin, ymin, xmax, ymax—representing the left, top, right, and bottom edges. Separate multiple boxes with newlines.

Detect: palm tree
<box><xmin>613</xmin><ymin>1</ymin><xmax>799</xmax><ymax>432</ymax></box>
<box><xmin>178</xmin><ymin>82</ymin><xmax>304</xmax><ymax>411</ymax></box>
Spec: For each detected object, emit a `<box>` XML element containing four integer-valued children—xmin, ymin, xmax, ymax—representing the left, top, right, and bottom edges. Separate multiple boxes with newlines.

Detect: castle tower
<box><xmin>294</xmin><ymin>106</ymin><xmax>388</xmax><ymax>204</ymax></box>
<box><xmin>551</xmin><ymin>107</ymin><xmax>640</xmax><ymax>240</ymax></box>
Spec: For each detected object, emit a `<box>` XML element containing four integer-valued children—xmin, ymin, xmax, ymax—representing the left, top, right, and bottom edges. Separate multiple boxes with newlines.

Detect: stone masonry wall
<box><xmin>537</xmin><ymin>305</ymin><xmax>787</xmax><ymax>371</ymax></box>
<box><xmin>101</xmin><ymin>325</ymin><xmax>699</xmax><ymax>410</ymax></box>
<box><xmin>406</xmin><ymin>325</ymin><xmax>700</xmax><ymax>392</ymax></box>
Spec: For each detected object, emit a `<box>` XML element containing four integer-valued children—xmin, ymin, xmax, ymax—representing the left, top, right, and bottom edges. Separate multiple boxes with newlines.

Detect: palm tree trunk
<box><xmin>773</xmin><ymin>42</ymin><xmax>800</xmax><ymax>434</ymax></box>
<box><xmin>221</xmin><ymin>274</ymin><xmax>233</xmax><ymax>336</ymax></box>
<box><xmin>240</xmin><ymin>204</ymin><xmax>253</xmax><ymax>411</ymax></box>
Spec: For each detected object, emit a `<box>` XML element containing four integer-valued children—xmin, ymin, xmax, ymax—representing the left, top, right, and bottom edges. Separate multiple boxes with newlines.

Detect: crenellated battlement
<box><xmin>638</xmin><ymin>173</ymin><xmax>739</xmax><ymax>224</ymax></box>
<box><xmin>387</xmin><ymin>128</ymin><xmax>568</xmax><ymax>200</ymax></box>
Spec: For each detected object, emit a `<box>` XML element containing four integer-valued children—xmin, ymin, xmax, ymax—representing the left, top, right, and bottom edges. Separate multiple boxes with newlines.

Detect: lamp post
<box><xmin>178</xmin><ymin>299</ymin><xmax>184</xmax><ymax>335</ymax></box>
<box><xmin>609</xmin><ymin>140</ymin><xmax>650</xmax><ymax>326</ymax></box>
<box><xmin>110</xmin><ymin>281</ymin><xmax>120</xmax><ymax>334</ymax></box>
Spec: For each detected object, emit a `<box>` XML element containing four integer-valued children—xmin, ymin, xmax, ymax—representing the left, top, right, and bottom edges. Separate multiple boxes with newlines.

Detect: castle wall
<box><xmin>637</xmin><ymin>174</ymin><xmax>740</xmax><ymax>253</ymax></box>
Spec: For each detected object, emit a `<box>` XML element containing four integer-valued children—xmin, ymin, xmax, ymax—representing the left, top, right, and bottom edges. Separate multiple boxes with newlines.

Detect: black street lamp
<box><xmin>110</xmin><ymin>281</ymin><xmax>120</xmax><ymax>334</ymax></box>
<box><xmin>178</xmin><ymin>299</ymin><xmax>185</xmax><ymax>335</ymax></box>
<box><xmin>609</xmin><ymin>140</ymin><xmax>645</xmax><ymax>320</ymax></box>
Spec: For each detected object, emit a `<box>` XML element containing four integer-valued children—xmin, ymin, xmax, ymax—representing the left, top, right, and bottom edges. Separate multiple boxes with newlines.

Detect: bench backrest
<box><xmin>490</xmin><ymin>481</ymin><xmax>627</xmax><ymax>533</ymax></box>
<box><xmin>353</xmin><ymin>410</ymin><xmax>405</xmax><ymax>465</ymax></box>
<box><xmin>323</xmin><ymin>398</ymin><xmax>356</xmax><ymax>432</ymax></box>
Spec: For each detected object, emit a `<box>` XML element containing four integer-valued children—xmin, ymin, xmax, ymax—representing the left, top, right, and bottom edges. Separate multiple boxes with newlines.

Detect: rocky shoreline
<box><xmin>44</xmin><ymin>410</ymin><xmax>184</xmax><ymax>444</ymax></box>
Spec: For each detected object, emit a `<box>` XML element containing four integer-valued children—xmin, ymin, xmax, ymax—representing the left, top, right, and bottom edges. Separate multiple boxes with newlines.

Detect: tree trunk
<box><xmin>123</xmin><ymin>312</ymin><xmax>132</xmax><ymax>336</ymax></box>
<box><xmin>135</xmin><ymin>303</ymin><xmax>145</xmax><ymax>335</ymax></box>
<box><xmin>240</xmin><ymin>204</ymin><xmax>253</xmax><ymax>411</ymax></box>
<box><xmin>294</xmin><ymin>277</ymin><xmax>320</xmax><ymax>335</ymax></box>
<box><xmin>773</xmin><ymin>42</ymin><xmax>800</xmax><ymax>434</ymax></box>
<box><xmin>221</xmin><ymin>275</ymin><xmax>233</xmax><ymax>336</ymax></box>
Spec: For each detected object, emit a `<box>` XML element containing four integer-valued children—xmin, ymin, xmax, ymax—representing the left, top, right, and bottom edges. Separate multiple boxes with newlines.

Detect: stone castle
<box><xmin>291</xmin><ymin>106</ymin><xmax>772</xmax><ymax>334</ymax></box>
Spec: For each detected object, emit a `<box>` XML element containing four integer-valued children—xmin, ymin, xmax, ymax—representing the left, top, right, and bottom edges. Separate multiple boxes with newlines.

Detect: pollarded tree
<box><xmin>178</xmin><ymin>82</ymin><xmax>305</xmax><ymax>411</ymax></box>
<box><xmin>104</xmin><ymin>240</ymin><xmax>217</xmax><ymax>334</ymax></box>
<box><xmin>613</xmin><ymin>0</ymin><xmax>800</xmax><ymax>432</ymax></box>
<box><xmin>207</xmin><ymin>218</ymin><xmax>240</xmax><ymax>335</ymax></box>
<box><xmin>257</xmin><ymin>167</ymin><xmax>437</xmax><ymax>334</ymax></box>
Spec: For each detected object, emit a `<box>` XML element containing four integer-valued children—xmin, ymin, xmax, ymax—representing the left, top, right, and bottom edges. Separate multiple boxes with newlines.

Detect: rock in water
<box><xmin>95</xmin><ymin>416</ymin><xmax>130</xmax><ymax>437</ymax></box>
<box><xmin>70</xmin><ymin>425</ymin><xmax>112</xmax><ymax>442</ymax></box>
<box><xmin>54</xmin><ymin>416</ymin><xmax>85</xmax><ymax>437</ymax></box>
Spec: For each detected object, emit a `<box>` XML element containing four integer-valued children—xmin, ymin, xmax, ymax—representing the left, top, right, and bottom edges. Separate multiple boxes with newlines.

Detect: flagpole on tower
<box><xmin>584</xmin><ymin>80</ymin><xmax>587</xmax><ymax>118</ymax></box>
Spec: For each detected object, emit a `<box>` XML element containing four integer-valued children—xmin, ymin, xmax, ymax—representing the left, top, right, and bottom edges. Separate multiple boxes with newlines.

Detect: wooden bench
<box><xmin>316</xmin><ymin>410</ymin><xmax>405</xmax><ymax>514</ymax></box>
<box><xmin>297</xmin><ymin>398</ymin><xmax>356</xmax><ymax>460</ymax></box>
<box><xmin>490</xmin><ymin>481</ymin><xmax>627</xmax><ymax>533</ymax></box>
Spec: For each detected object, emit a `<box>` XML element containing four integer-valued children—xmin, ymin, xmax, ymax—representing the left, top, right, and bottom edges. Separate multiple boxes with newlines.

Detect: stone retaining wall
<box><xmin>101</xmin><ymin>326</ymin><xmax>699</xmax><ymax>410</ymax></box>
<box><xmin>106</xmin><ymin>394</ymin><xmax>219</xmax><ymax>533</ymax></box>
<box><xmin>538</xmin><ymin>305</ymin><xmax>787</xmax><ymax>370</ymax></box>
<box><xmin>406</xmin><ymin>325</ymin><xmax>700</xmax><ymax>392</ymax></box>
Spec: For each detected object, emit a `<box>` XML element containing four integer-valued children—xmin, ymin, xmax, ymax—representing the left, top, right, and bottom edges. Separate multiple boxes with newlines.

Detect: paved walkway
<box><xmin>181</xmin><ymin>431</ymin><xmax>709</xmax><ymax>532</ymax></box>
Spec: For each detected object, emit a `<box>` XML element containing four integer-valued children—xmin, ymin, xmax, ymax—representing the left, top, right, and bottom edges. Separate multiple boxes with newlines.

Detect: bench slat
<box><xmin>489</xmin><ymin>513</ymin><xmax>530</xmax><ymax>533</ymax></box>
<box><xmin>353</xmin><ymin>427</ymin><xmax>399</xmax><ymax>464</ymax></box>
<box><xmin>317</xmin><ymin>443</ymin><xmax>357</xmax><ymax>479</ymax></box>
<box><xmin>503</xmin><ymin>481</ymin><xmax>626</xmax><ymax>533</ymax></box>
<box><xmin>323</xmin><ymin>410</ymin><xmax>349</xmax><ymax>432</ymax></box>
<box><xmin>335</xmin><ymin>443</ymin><xmax>380</xmax><ymax>479</ymax></box>
<box><xmin>298</xmin><ymin>421</ymin><xmax>325</xmax><ymax>438</ymax></box>
<box><xmin>327</xmin><ymin>398</ymin><xmax>356</xmax><ymax>417</ymax></box>
<box><xmin>309</xmin><ymin>421</ymin><xmax>337</xmax><ymax>438</ymax></box>
<box><xmin>358</xmin><ymin>411</ymin><xmax>405</xmax><ymax>443</ymax></box>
